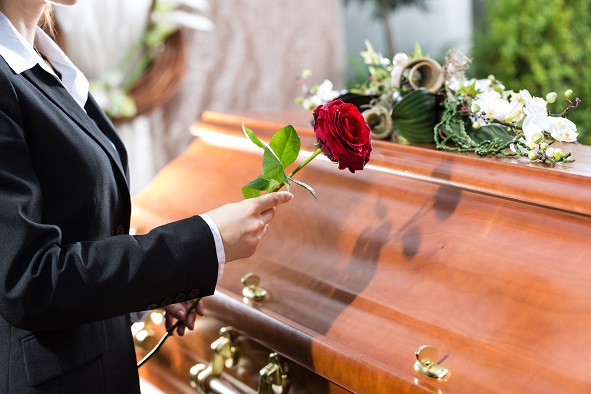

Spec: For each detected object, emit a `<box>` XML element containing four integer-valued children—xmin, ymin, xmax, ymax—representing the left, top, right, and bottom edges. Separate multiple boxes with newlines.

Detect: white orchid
<box><xmin>542</xmin><ymin>116</ymin><xmax>578</xmax><ymax>142</ymax></box>
<box><xmin>520</xmin><ymin>89</ymin><xmax>548</xmax><ymax>116</ymax></box>
<box><xmin>472</xmin><ymin>90</ymin><xmax>523</xmax><ymax>124</ymax></box>
<box><xmin>512</xmin><ymin>113</ymin><xmax>577</xmax><ymax>158</ymax></box>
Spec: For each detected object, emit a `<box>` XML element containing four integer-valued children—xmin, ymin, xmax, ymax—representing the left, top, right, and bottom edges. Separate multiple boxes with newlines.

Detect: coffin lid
<box><xmin>132</xmin><ymin>110</ymin><xmax>591</xmax><ymax>393</ymax></box>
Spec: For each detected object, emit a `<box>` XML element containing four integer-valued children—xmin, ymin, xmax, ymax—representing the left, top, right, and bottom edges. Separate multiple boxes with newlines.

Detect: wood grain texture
<box><xmin>133</xmin><ymin>111</ymin><xmax>591</xmax><ymax>393</ymax></box>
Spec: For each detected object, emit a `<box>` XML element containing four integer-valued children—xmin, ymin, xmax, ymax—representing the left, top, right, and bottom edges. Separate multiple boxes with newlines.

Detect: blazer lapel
<box><xmin>84</xmin><ymin>94</ymin><xmax>130</xmax><ymax>180</ymax></box>
<box><xmin>22</xmin><ymin>65</ymin><xmax>130</xmax><ymax>189</ymax></box>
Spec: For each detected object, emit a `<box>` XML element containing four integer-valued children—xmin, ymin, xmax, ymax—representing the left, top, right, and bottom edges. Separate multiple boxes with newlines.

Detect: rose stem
<box><xmin>271</xmin><ymin>148</ymin><xmax>322</xmax><ymax>193</ymax></box>
<box><xmin>137</xmin><ymin>297</ymin><xmax>202</xmax><ymax>368</ymax></box>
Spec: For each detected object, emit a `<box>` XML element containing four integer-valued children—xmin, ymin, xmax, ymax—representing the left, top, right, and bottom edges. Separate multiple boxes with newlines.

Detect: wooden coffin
<box><xmin>131</xmin><ymin>110</ymin><xmax>591</xmax><ymax>394</ymax></box>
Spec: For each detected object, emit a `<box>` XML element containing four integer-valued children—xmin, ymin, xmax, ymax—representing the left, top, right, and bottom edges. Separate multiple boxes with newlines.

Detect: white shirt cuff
<box><xmin>199</xmin><ymin>213</ymin><xmax>226</xmax><ymax>281</ymax></box>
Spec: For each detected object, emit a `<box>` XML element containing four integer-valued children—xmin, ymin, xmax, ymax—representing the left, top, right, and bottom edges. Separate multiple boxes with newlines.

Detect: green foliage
<box><xmin>391</xmin><ymin>89</ymin><xmax>439</xmax><ymax>143</ymax></box>
<box><xmin>471</xmin><ymin>0</ymin><xmax>590</xmax><ymax>144</ymax></box>
<box><xmin>242</xmin><ymin>124</ymin><xmax>317</xmax><ymax>200</ymax></box>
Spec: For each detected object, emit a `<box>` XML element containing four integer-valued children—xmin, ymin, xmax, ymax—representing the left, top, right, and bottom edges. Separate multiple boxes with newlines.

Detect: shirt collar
<box><xmin>0</xmin><ymin>11</ymin><xmax>89</xmax><ymax>109</ymax></box>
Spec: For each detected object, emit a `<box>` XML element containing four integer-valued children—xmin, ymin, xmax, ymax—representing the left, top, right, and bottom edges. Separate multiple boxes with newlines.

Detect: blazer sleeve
<box><xmin>0</xmin><ymin>67</ymin><xmax>219</xmax><ymax>332</ymax></box>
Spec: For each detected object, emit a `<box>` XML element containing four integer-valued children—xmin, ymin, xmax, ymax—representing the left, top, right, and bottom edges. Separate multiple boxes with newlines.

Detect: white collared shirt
<box><xmin>0</xmin><ymin>11</ymin><xmax>226</xmax><ymax>293</ymax></box>
<box><xmin>0</xmin><ymin>11</ymin><xmax>89</xmax><ymax>109</ymax></box>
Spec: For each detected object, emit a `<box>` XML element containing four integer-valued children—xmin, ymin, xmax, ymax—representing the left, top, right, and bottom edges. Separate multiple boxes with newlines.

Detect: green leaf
<box><xmin>242</xmin><ymin>188</ymin><xmax>262</xmax><ymax>199</ymax></box>
<box><xmin>269</xmin><ymin>125</ymin><xmax>301</xmax><ymax>169</ymax></box>
<box><xmin>459</xmin><ymin>79</ymin><xmax>478</xmax><ymax>96</ymax></box>
<box><xmin>289</xmin><ymin>177</ymin><xmax>316</xmax><ymax>201</ymax></box>
<box><xmin>391</xmin><ymin>89</ymin><xmax>438</xmax><ymax>143</ymax></box>
<box><xmin>413</xmin><ymin>42</ymin><xmax>423</xmax><ymax>59</ymax></box>
<box><xmin>242</xmin><ymin>176</ymin><xmax>272</xmax><ymax>199</ymax></box>
<box><xmin>262</xmin><ymin>146</ymin><xmax>289</xmax><ymax>187</ymax></box>
<box><xmin>242</xmin><ymin>124</ymin><xmax>267</xmax><ymax>149</ymax></box>
<box><xmin>470</xmin><ymin>124</ymin><xmax>516</xmax><ymax>144</ymax></box>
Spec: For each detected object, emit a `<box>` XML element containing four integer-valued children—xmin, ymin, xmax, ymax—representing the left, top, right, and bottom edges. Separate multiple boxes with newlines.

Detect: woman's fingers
<box><xmin>206</xmin><ymin>191</ymin><xmax>293</xmax><ymax>262</ymax></box>
<box><xmin>163</xmin><ymin>300</ymin><xmax>204</xmax><ymax>335</ymax></box>
<box><xmin>254</xmin><ymin>191</ymin><xmax>293</xmax><ymax>212</ymax></box>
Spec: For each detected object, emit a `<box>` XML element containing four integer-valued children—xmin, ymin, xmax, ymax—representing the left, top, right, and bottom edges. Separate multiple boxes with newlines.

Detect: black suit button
<box><xmin>116</xmin><ymin>225</ymin><xmax>126</xmax><ymax>235</ymax></box>
<box><xmin>188</xmin><ymin>288</ymin><xmax>199</xmax><ymax>298</ymax></box>
<box><xmin>160</xmin><ymin>298</ymin><xmax>172</xmax><ymax>307</ymax></box>
<box><xmin>146</xmin><ymin>303</ymin><xmax>159</xmax><ymax>310</ymax></box>
<box><xmin>175</xmin><ymin>293</ymin><xmax>186</xmax><ymax>303</ymax></box>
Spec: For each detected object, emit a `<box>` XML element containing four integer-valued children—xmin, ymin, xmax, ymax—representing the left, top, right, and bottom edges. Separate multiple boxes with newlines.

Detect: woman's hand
<box><xmin>206</xmin><ymin>191</ymin><xmax>293</xmax><ymax>262</ymax></box>
<box><xmin>162</xmin><ymin>299</ymin><xmax>205</xmax><ymax>336</ymax></box>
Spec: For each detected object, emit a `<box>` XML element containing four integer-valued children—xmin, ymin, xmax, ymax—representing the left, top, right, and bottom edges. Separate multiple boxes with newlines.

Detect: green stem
<box><xmin>288</xmin><ymin>148</ymin><xmax>323</xmax><ymax>179</ymax></box>
<box><xmin>122</xmin><ymin>52</ymin><xmax>152</xmax><ymax>93</ymax></box>
<box><xmin>137</xmin><ymin>297</ymin><xmax>202</xmax><ymax>368</ymax></box>
<box><xmin>271</xmin><ymin>149</ymin><xmax>323</xmax><ymax>193</ymax></box>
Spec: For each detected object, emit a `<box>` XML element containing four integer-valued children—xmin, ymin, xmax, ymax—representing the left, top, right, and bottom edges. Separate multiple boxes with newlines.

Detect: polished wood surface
<box><xmin>133</xmin><ymin>110</ymin><xmax>591</xmax><ymax>393</ymax></box>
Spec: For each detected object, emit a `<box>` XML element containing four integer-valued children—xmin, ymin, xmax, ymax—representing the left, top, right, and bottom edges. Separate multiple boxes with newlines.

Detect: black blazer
<box><xmin>0</xmin><ymin>58</ymin><xmax>219</xmax><ymax>393</ymax></box>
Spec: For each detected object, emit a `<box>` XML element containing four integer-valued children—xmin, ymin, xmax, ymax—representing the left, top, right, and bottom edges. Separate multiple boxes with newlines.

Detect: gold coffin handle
<box><xmin>414</xmin><ymin>345</ymin><xmax>450</xmax><ymax>381</ymax></box>
<box><xmin>257</xmin><ymin>353</ymin><xmax>289</xmax><ymax>394</ymax></box>
<box><xmin>190</xmin><ymin>327</ymin><xmax>238</xmax><ymax>393</ymax></box>
<box><xmin>241</xmin><ymin>273</ymin><xmax>268</xmax><ymax>302</ymax></box>
<box><xmin>190</xmin><ymin>329</ymin><xmax>290</xmax><ymax>394</ymax></box>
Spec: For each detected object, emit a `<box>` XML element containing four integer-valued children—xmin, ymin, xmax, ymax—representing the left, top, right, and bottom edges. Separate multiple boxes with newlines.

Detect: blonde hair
<box><xmin>38</xmin><ymin>4</ymin><xmax>55</xmax><ymax>36</ymax></box>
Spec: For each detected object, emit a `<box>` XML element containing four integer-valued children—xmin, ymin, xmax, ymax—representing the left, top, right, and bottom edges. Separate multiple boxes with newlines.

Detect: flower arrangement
<box><xmin>297</xmin><ymin>41</ymin><xmax>581</xmax><ymax>164</ymax></box>
<box><xmin>242</xmin><ymin>99</ymin><xmax>372</xmax><ymax>199</ymax></box>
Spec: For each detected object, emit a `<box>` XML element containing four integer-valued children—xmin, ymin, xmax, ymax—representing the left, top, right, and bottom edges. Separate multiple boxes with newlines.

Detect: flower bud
<box><xmin>488</xmin><ymin>74</ymin><xmax>496</xmax><ymax>82</ymax></box>
<box><xmin>539</xmin><ymin>142</ymin><xmax>549</xmax><ymax>151</ymax></box>
<box><xmin>552</xmin><ymin>148</ymin><xmax>563</xmax><ymax>159</ymax></box>
<box><xmin>393</xmin><ymin>53</ymin><xmax>408</xmax><ymax>66</ymax></box>
<box><xmin>472</xmin><ymin>121</ymin><xmax>481</xmax><ymax>130</ymax></box>
<box><xmin>471</xmin><ymin>103</ymin><xmax>481</xmax><ymax>113</ymax></box>
<box><xmin>545</xmin><ymin>147</ymin><xmax>555</xmax><ymax>158</ymax></box>
<box><xmin>528</xmin><ymin>150</ymin><xmax>540</xmax><ymax>160</ymax></box>
<box><xmin>546</xmin><ymin>92</ymin><xmax>557</xmax><ymax>104</ymax></box>
<box><xmin>531</xmin><ymin>132</ymin><xmax>544</xmax><ymax>144</ymax></box>
<box><xmin>564</xmin><ymin>89</ymin><xmax>573</xmax><ymax>98</ymax></box>
<box><xmin>301</xmin><ymin>69</ymin><xmax>312</xmax><ymax>79</ymax></box>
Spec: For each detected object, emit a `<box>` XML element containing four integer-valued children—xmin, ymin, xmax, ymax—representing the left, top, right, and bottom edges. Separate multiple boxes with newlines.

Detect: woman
<box><xmin>0</xmin><ymin>0</ymin><xmax>293</xmax><ymax>392</ymax></box>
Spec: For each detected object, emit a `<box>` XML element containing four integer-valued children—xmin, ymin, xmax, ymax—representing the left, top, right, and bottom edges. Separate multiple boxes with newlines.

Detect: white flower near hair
<box><xmin>158</xmin><ymin>0</ymin><xmax>210</xmax><ymax>11</ymax></box>
<box><xmin>152</xmin><ymin>0</ymin><xmax>213</xmax><ymax>32</ymax></box>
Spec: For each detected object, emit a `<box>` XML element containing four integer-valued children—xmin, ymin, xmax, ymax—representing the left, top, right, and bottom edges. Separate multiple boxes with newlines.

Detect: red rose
<box><xmin>312</xmin><ymin>99</ymin><xmax>372</xmax><ymax>173</ymax></box>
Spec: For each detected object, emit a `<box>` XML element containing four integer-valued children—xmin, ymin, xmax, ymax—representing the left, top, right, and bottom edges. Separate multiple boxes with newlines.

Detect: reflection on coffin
<box><xmin>132</xmin><ymin>110</ymin><xmax>591</xmax><ymax>393</ymax></box>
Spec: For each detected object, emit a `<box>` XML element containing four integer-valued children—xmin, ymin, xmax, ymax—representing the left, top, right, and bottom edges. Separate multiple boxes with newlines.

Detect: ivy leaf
<box><xmin>243</xmin><ymin>124</ymin><xmax>267</xmax><ymax>149</ymax></box>
<box><xmin>269</xmin><ymin>125</ymin><xmax>301</xmax><ymax>169</ymax></box>
<box><xmin>289</xmin><ymin>177</ymin><xmax>316</xmax><ymax>201</ymax></box>
<box><xmin>262</xmin><ymin>146</ymin><xmax>289</xmax><ymax>188</ymax></box>
<box><xmin>242</xmin><ymin>176</ymin><xmax>272</xmax><ymax>199</ymax></box>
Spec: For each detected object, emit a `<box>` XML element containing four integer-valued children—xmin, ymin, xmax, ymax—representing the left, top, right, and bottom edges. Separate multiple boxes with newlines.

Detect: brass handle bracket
<box><xmin>414</xmin><ymin>345</ymin><xmax>450</xmax><ymax>381</ymax></box>
<box><xmin>190</xmin><ymin>327</ymin><xmax>238</xmax><ymax>393</ymax></box>
<box><xmin>258</xmin><ymin>353</ymin><xmax>290</xmax><ymax>394</ymax></box>
<box><xmin>242</xmin><ymin>273</ymin><xmax>268</xmax><ymax>302</ymax></box>
<box><xmin>189</xmin><ymin>328</ymin><xmax>292</xmax><ymax>394</ymax></box>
